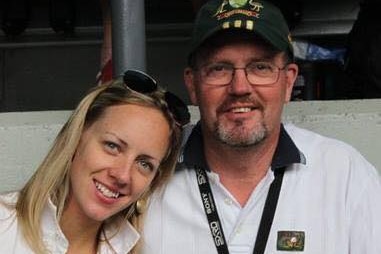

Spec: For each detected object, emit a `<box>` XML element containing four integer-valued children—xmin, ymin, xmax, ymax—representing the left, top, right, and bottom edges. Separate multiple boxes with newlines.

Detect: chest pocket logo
<box><xmin>277</xmin><ymin>231</ymin><xmax>305</xmax><ymax>251</ymax></box>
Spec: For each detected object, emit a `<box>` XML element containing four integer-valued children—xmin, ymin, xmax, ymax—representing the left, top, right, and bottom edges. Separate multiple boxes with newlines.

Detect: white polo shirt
<box><xmin>0</xmin><ymin>192</ymin><xmax>140</xmax><ymax>254</ymax></box>
<box><xmin>142</xmin><ymin>123</ymin><xmax>381</xmax><ymax>254</ymax></box>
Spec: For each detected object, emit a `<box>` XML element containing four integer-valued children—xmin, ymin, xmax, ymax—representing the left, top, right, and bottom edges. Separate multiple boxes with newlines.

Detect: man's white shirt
<box><xmin>142</xmin><ymin>123</ymin><xmax>381</xmax><ymax>254</ymax></box>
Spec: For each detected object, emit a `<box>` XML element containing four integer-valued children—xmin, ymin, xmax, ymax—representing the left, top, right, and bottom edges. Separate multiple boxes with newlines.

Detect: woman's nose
<box><xmin>109</xmin><ymin>159</ymin><xmax>133</xmax><ymax>187</ymax></box>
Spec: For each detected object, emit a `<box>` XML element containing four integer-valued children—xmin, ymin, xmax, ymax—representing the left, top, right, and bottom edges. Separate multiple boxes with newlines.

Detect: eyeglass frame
<box><xmin>121</xmin><ymin>69</ymin><xmax>190</xmax><ymax>127</ymax></box>
<box><xmin>196</xmin><ymin>61</ymin><xmax>290</xmax><ymax>86</ymax></box>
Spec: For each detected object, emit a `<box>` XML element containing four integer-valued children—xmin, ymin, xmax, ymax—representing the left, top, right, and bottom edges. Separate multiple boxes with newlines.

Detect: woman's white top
<box><xmin>0</xmin><ymin>192</ymin><xmax>139</xmax><ymax>254</ymax></box>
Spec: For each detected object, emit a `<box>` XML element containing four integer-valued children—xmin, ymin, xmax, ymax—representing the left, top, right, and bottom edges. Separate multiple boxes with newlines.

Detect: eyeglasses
<box><xmin>199</xmin><ymin>61</ymin><xmax>288</xmax><ymax>86</ymax></box>
<box><xmin>123</xmin><ymin>69</ymin><xmax>190</xmax><ymax>127</ymax></box>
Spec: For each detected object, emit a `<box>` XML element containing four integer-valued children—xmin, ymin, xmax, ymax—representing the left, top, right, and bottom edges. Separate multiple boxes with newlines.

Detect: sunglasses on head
<box><xmin>123</xmin><ymin>69</ymin><xmax>191</xmax><ymax>127</ymax></box>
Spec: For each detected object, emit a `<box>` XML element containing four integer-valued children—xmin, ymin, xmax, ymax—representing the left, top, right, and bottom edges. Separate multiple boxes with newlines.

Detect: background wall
<box><xmin>1</xmin><ymin>99</ymin><xmax>380</xmax><ymax>193</ymax></box>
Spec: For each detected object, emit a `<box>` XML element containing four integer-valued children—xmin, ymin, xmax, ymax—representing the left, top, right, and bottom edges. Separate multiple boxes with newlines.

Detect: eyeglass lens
<box><xmin>201</xmin><ymin>62</ymin><xmax>282</xmax><ymax>86</ymax></box>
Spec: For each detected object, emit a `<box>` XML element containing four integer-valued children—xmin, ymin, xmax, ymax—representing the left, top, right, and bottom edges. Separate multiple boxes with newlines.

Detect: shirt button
<box><xmin>224</xmin><ymin>198</ymin><xmax>233</xmax><ymax>205</ymax></box>
<box><xmin>210</xmin><ymin>174</ymin><xmax>219</xmax><ymax>183</ymax></box>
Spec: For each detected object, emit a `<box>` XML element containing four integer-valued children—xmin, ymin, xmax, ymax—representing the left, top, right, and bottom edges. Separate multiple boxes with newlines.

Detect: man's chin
<box><xmin>215</xmin><ymin>125</ymin><xmax>267</xmax><ymax>148</ymax></box>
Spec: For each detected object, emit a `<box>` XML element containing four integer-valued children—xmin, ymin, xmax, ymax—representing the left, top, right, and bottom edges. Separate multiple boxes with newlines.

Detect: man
<box><xmin>141</xmin><ymin>0</ymin><xmax>381</xmax><ymax>253</ymax></box>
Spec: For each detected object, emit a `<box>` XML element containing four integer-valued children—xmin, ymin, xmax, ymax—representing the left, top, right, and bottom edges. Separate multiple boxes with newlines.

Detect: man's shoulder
<box><xmin>163</xmin><ymin>164</ymin><xmax>194</xmax><ymax>191</ymax></box>
<box><xmin>283</xmin><ymin>123</ymin><xmax>358</xmax><ymax>153</ymax></box>
<box><xmin>284</xmin><ymin>123</ymin><xmax>378</xmax><ymax>176</ymax></box>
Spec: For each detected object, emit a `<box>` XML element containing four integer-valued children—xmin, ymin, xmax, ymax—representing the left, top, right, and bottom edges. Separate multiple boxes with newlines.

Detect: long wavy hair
<box><xmin>15</xmin><ymin>79</ymin><xmax>182</xmax><ymax>253</ymax></box>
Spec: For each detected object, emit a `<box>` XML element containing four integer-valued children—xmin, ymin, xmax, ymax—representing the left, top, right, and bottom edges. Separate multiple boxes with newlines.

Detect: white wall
<box><xmin>1</xmin><ymin>99</ymin><xmax>380</xmax><ymax>193</ymax></box>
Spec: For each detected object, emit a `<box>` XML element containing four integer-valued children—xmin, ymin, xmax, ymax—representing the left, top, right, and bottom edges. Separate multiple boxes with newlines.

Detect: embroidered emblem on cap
<box><xmin>233</xmin><ymin>20</ymin><xmax>242</xmax><ymax>28</ymax></box>
<box><xmin>214</xmin><ymin>0</ymin><xmax>262</xmax><ymax>20</ymax></box>
<box><xmin>277</xmin><ymin>231</ymin><xmax>305</xmax><ymax>251</ymax></box>
<box><xmin>229</xmin><ymin>0</ymin><xmax>247</xmax><ymax>8</ymax></box>
<box><xmin>189</xmin><ymin>0</ymin><xmax>294</xmax><ymax>59</ymax></box>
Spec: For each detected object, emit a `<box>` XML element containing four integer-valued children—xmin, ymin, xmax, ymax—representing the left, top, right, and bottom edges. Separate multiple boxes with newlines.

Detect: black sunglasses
<box><xmin>123</xmin><ymin>69</ymin><xmax>190</xmax><ymax>127</ymax></box>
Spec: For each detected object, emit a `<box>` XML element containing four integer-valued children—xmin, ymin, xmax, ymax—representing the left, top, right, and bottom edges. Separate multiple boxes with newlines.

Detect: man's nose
<box><xmin>228</xmin><ymin>68</ymin><xmax>253</xmax><ymax>95</ymax></box>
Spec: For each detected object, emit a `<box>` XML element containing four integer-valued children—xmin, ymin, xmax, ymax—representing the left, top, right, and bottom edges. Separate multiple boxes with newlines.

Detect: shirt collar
<box><xmin>99</xmin><ymin>217</ymin><xmax>140</xmax><ymax>254</ymax></box>
<box><xmin>271</xmin><ymin>124</ymin><xmax>306</xmax><ymax>169</ymax></box>
<box><xmin>181</xmin><ymin>122</ymin><xmax>305</xmax><ymax>172</ymax></box>
<box><xmin>41</xmin><ymin>199</ymin><xmax>140</xmax><ymax>254</ymax></box>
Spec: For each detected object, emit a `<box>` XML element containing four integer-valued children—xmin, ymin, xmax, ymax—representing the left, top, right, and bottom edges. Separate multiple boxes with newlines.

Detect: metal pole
<box><xmin>111</xmin><ymin>0</ymin><xmax>146</xmax><ymax>78</ymax></box>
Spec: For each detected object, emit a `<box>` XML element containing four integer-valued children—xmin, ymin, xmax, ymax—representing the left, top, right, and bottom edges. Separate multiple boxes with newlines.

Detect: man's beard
<box><xmin>214</xmin><ymin>119</ymin><xmax>268</xmax><ymax>148</ymax></box>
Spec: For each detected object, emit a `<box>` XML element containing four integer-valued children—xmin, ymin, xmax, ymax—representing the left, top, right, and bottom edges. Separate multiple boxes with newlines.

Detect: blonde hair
<box><xmin>15</xmin><ymin>79</ymin><xmax>182</xmax><ymax>253</ymax></box>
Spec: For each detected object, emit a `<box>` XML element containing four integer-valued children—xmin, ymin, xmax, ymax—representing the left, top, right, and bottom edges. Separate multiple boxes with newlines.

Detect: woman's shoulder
<box><xmin>0</xmin><ymin>192</ymin><xmax>24</xmax><ymax>253</ymax></box>
<box><xmin>0</xmin><ymin>191</ymin><xmax>19</xmax><ymax>218</ymax></box>
<box><xmin>0</xmin><ymin>191</ymin><xmax>19</xmax><ymax>203</ymax></box>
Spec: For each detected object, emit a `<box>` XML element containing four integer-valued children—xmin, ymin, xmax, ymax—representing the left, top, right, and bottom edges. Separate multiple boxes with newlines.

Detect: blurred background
<box><xmin>0</xmin><ymin>0</ymin><xmax>364</xmax><ymax>112</ymax></box>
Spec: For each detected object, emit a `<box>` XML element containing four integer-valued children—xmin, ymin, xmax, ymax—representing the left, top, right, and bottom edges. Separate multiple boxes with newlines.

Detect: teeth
<box><xmin>231</xmin><ymin>107</ymin><xmax>251</xmax><ymax>113</ymax></box>
<box><xmin>95</xmin><ymin>181</ymin><xmax>120</xmax><ymax>199</ymax></box>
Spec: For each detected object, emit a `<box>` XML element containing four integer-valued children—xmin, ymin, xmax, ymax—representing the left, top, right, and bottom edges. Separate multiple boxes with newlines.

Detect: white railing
<box><xmin>1</xmin><ymin>99</ymin><xmax>380</xmax><ymax>193</ymax></box>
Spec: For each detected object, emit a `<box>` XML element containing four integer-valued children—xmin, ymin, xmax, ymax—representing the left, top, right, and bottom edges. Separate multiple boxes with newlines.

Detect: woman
<box><xmin>0</xmin><ymin>70</ymin><xmax>189</xmax><ymax>253</ymax></box>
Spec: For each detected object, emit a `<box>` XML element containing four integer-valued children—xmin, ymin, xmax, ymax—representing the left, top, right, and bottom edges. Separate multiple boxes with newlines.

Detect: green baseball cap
<box><xmin>189</xmin><ymin>0</ymin><xmax>293</xmax><ymax>58</ymax></box>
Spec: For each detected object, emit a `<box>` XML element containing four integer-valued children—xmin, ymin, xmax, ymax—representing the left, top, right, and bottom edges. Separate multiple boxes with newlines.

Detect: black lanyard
<box><xmin>195</xmin><ymin>166</ymin><xmax>286</xmax><ymax>254</ymax></box>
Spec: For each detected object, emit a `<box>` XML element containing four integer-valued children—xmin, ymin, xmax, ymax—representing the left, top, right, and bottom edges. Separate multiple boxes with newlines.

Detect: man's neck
<box><xmin>203</xmin><ymin>133</ymin><xmax>279</xmax><ymax>207</ymax></box>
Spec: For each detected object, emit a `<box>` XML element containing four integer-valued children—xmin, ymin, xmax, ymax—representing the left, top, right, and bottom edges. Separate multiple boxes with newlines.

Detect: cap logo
<box><xmin>234</xmin><ymin>20</ymin><xmax>242</xmax><ymax>28</ymax></box>
<box><xmin>221</xmin><ymin>20</ymin><xmax>255</xmax><ymax>30</ymax></box>
<box><xmin>229</xmin><ymin>0</ymin><xmax>247</xmax><ymax>8</ymax></box>
<box><xmin>214</xmin><ymin>0</ymin><xmax>263</xmax><ymax>20</ymax></box>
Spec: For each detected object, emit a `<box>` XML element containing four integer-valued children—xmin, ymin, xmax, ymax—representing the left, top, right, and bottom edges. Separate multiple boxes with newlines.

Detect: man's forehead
<box><xmin>203</xmin><ymin>38</ymin><xmax>283</xmax><ymax>62</ymax></box>
<box><xmin>201</xmin><ymin>29</ymin><xmax>281</xmax><ymax>54</ymax></box>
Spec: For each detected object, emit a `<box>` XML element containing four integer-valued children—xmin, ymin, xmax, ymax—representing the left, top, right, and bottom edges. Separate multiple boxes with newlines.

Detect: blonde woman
<box><xmin>0</xmin><ymin>70</ymin><xmax>189</xmax><ymax>254</ymax></box>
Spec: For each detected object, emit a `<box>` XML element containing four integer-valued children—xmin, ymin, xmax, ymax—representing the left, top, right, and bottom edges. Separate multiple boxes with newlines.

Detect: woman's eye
<box><xmin>137</xmin><ymin>160</ymin><xmax>155</xmax><ymax>173</ymax></box>
<box><xmin>104</xmin><ymin>141</ymin><xmax>120</xmax><ymax>154</ymax></box>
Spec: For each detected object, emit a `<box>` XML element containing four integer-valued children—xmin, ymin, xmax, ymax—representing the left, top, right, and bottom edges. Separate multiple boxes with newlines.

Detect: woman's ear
<box><xmin>184</xmin><ymin>68</ymin><xmax>199</xmax><ymax>106</ymax></box>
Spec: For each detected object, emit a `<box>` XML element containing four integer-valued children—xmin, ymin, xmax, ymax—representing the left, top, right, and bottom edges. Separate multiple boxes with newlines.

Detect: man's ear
<box><xmin>284</xmin><ymin>63</ymin><xmax>298</xmax><ymax>103</ymax></box>
<box><xmin>184</xmin><ymin>67</ymin><xmax>199</xmax><ymax>106</ymax></box>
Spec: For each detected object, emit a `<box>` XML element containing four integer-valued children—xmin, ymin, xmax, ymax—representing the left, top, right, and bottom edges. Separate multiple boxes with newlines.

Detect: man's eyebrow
<box><xmin>249</xmin><ymin>54</ymin><xmax>276</xmax><ymax>62</ymax></box>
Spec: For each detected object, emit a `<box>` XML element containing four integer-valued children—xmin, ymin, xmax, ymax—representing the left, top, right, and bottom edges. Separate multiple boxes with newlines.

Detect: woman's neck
<box><xmin>60</xmin><ymin>204</ymin><xmax>102</xmax><ymax>254</ymax></box>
